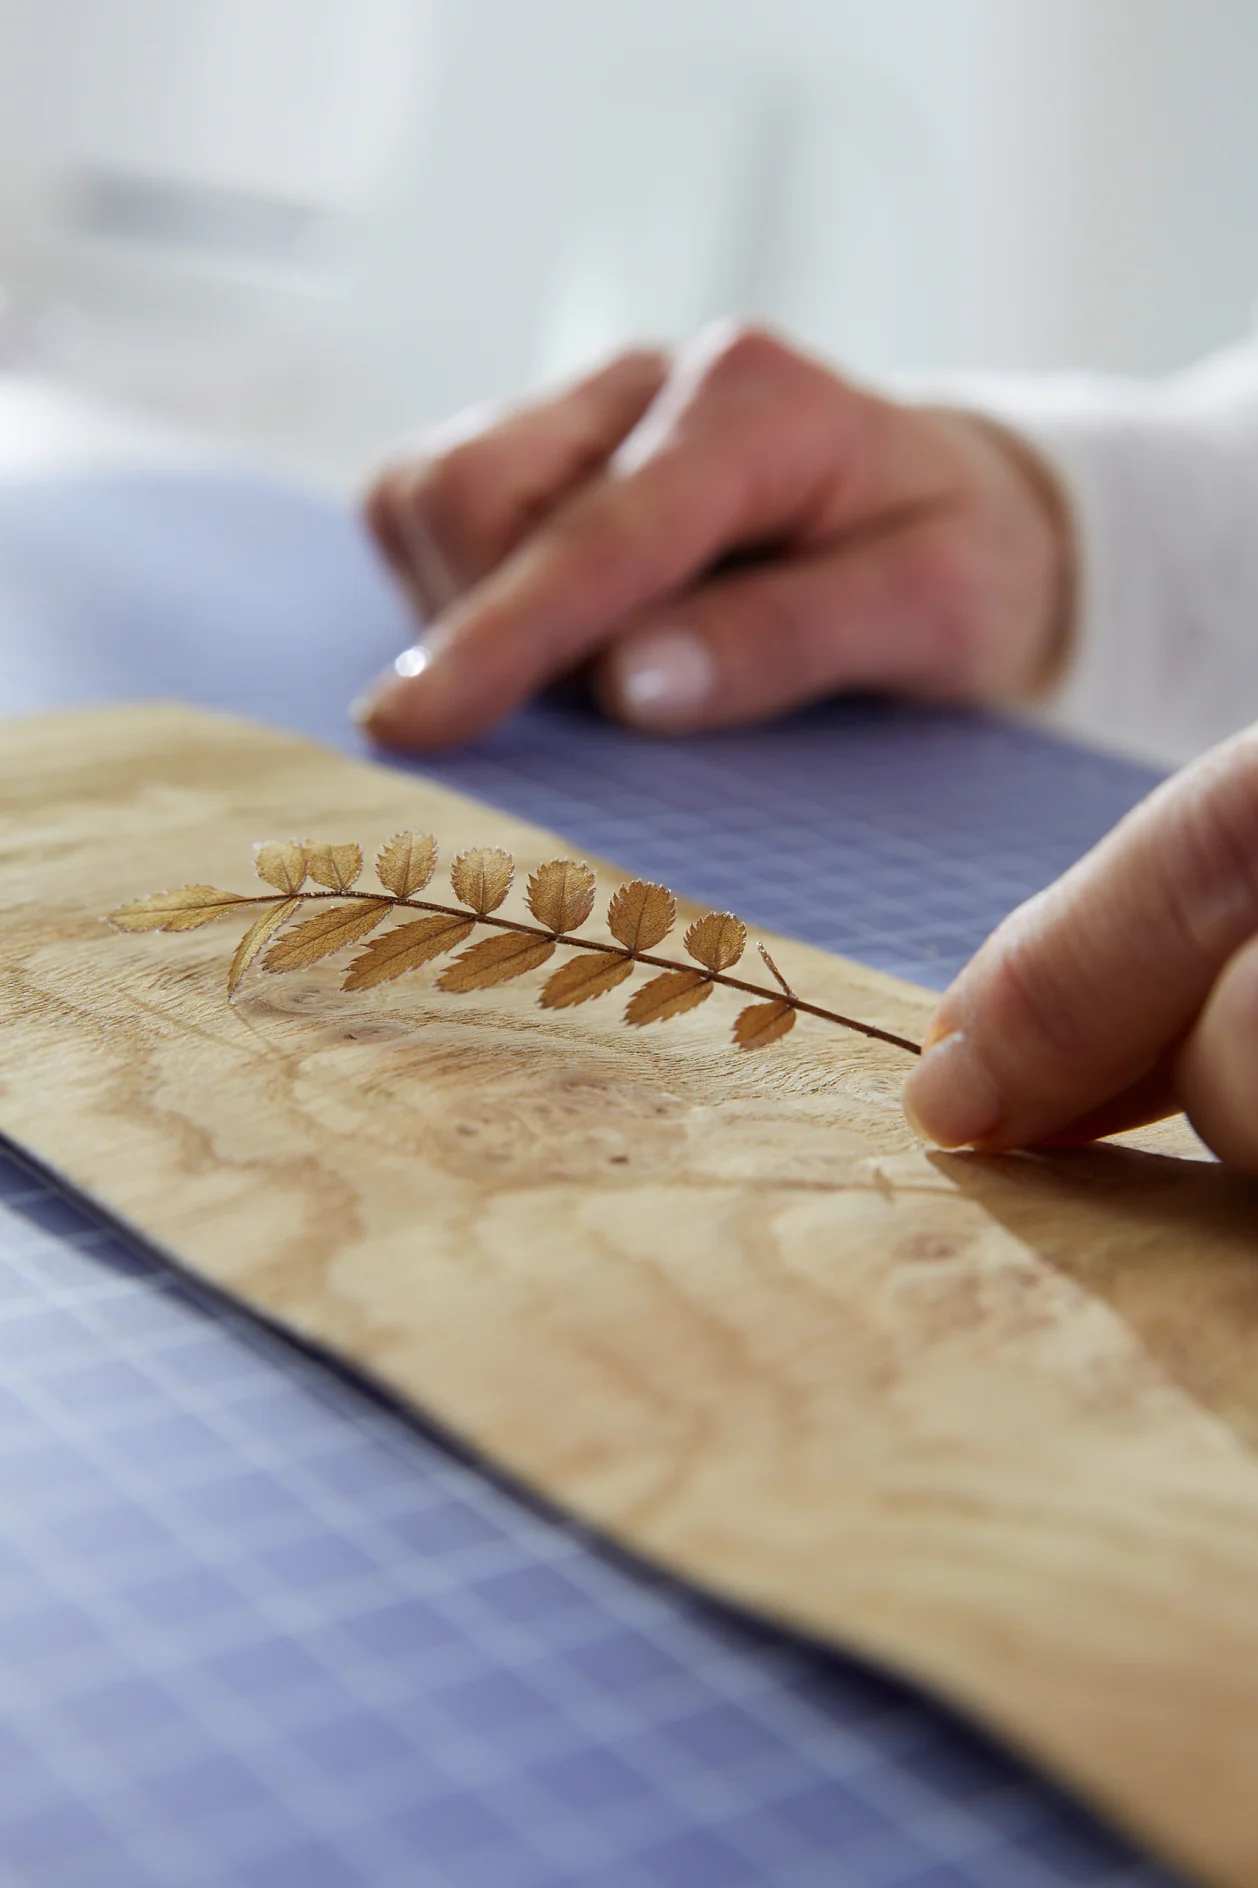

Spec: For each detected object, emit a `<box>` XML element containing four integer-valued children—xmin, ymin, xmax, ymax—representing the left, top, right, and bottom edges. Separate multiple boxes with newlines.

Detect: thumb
<box><xmin>589</xmin><ymin>513</ymin><xmax>980</xmax><ymax>736</ymax></box>
<box><xmin>902</xmin><ymin>728</ymin><xmax>1258</xmax><ymax>1151</ymax></box>
<box><xmin>1176</xmin><ymin>931</ymin><xmax>1258</xmax><ymax>1169</ymax></box>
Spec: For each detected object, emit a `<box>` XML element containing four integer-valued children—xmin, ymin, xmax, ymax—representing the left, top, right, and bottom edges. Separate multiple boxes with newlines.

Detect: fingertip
<box><xmin>354</xmin><ymin>680</ymin><xmax>453</xmax><ymax>752</ymax></box>
<box><xmin>901</xmin><ymin>1028</ymin><xmax>1005</xmax><ymax>1149</ymax></box>
<box><xmin>351</xmin><ymin>642</ymin><xmax>467</xmax><ymax>751</ymax></box>
<box><xmin>350</xmin><ymin>676</ymin><xmax>419</xmax><ymax>750</ymax></box>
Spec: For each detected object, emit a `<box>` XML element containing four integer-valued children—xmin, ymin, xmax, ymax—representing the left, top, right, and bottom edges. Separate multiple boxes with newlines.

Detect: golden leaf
<box><xmin>685</xmin><ymin>911</ymin><xmax>746</xmax><ymax>972</ymax></box>
<box><xmin>526</xmin><ymin>859</ymin><xmax>596</xmax><ymax>933</ymax></box>
<box><xmin>733</xmin><ymin>998</ymin><xmax>796</xmax><ymax>1050</ymax></box>
<box><xmin>375</xmin><ymin>831</ymin><xmax>437</xmax><ymax>899</ymax></box>
<box><xmin>607</xmin><ymin>880</ymin><xmax>675</xmax><ymax>952</ymax></box>
<box><xmin>341</xmin><ymin>913</ymin><xmax>473</xmax><ymax>989</ymax></box>
<box><xmin>625</xmin><ymin>967</ymin><xmax>712</xmax><ymax>1026</ymax></box>
<box><xmin>450</xmin><ymin>847</ymin><xmax>514</xmax><ymax>914</ymax></box>
<box><xmin>438</xmin><ymin>931</ymin><xmax>556</xmax><ymax>992</ymax></box>
<box><xmin>263</xmin><ymin>898</ymin><xmax>392</xmax><ymax>971</ymax></box>
<box><xmin>108</xmin><ymin>831</ymin><xmax>913</xmax><ymax>1057</ymax></box>
<box><xmin>227</xmin><ymin>896</ymin><xmax>300</xmax><ymax>998</ymax></box>
<box><xmin>304</xmin><ymin>842</ymin><xmax>363</xmax><ymax>894</ymax></box>
<box><xmin>539</xmin><ymin>952</ymin><xmax>634</xmax><ymax>1009</ymax></box>
<box><xmin>108</xmin><ymin>886</ymin><xmax>253</xmax><ymax>932</ymax></box>
<box><xmin>254</xmin><ymin>841</ymin><xmax>307</xmax><ymax>894</ymax></box>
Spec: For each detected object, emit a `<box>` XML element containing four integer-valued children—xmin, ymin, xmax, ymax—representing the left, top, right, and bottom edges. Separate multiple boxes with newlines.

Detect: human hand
<box><xmin>903</xmin><ymin>727</ymin><xmax>1258</xmax><ymax>1171</ymax></box>
<box><xmin>356</xmin><ymin>324</ymin><xmax>1072</xmax><ymax>749</ymax></box>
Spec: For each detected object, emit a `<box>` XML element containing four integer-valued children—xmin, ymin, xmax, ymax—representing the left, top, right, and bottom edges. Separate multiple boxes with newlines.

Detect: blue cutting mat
<box><xmin>0</xmin><ymin>468</ymin><xmax>1178</xmax><ymax>1887</ymax></box>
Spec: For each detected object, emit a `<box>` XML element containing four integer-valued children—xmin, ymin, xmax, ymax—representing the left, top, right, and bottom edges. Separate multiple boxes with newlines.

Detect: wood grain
<box><xmin>2</xmin><ymin>703</ymin><xmax>1257</xmax><ymax>1888</ymax></box>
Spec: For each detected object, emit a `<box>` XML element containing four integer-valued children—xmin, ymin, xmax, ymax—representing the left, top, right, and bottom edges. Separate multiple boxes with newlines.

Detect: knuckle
<box><xmin>981</xmin><ymin>909</ymin><xmax>1095</xmax><ymax>1068</ymax></box>
<box><xmin>1185</xmin><ymin>734</ymin><xmax>1258</xmax><ymax>871</ymax></box>
<box><xmin>605</xmin><ymin>344</ymin><xmax>669</xmax><ymax>385</ymax></box>
<box><xmin>1156</xmin><ymin>733</ymin><xmax>1258</xmax><ymax>952</ymax></box>
<box><xmin>695</xmin><ymin>320</ymin><xmax>794</xmax><ymax>391</ymax></box>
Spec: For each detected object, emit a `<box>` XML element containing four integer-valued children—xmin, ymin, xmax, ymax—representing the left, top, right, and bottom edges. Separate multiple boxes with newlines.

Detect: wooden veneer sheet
<box><xmin>2</xmin><ymin>703</ymin><xmax>1257</xmax><ymax>1888</ymax></box>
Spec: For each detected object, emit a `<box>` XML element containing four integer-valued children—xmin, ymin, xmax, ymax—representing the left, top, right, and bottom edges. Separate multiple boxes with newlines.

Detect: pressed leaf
<box><xmin>685</xmin><ymin>911</ymin><xmax>746</xmax><ymax>972</ymax></box>
<box><xmin>342</xmin><ymin>913</ymin><xmax>473</xmax><ymax>989</ymax></box>
<box><xmin>254</xmin><ymin>840</ymin><xmax>307</xmax><ymax>894</ymax></box>
<box><xmin>733</xmin><ymin>998</ymin><xmax>796</xmax><ymax>1050</ymax></box>
<box><xmin>227</xmin><ymin>896</ymin><xmax>300</xmax><ymax>998</ymax></box>
<box><xmin>450</xmin><ymin>847</ymin><xmax>514</xmax><ymax>914</ymax></box>
<box><xmin>109</xmin><ymin>886</ymin><xmax>253</xmax><ymax>932</ymax></box>
<box><xmin>304</xmin><ymin>842</ymin><xmax>363</xmax><ymax>893</ymax></box>
<box><xmin>607</xmin><ymin>880</ymin><xmax>675</xmax><ymax>952</ymax></box>
<box><xmin>526</xmin><ymin>859</ymin><xmax>596</xmax><ymax>933</ymax></box>
<box><xmin>108</xmin><ymin>832</ymin><xmax>919</xmax><ymax>1056</ymax></box>
<box><xmin>263</xmin><ymin>898</ymin><xmax>392</xmax><ymax>971</ymax></box>
<box><xmin>438</xmin><ymin>931</ymin><xmax>555</xmax><ymax>992</ymax></box>
<box><xmin>375</xmin><ymin>831</ymin><xmax>437</xmax><ymax>898</ymax></box>
<box><xmin>625</xmin><ymin>967</ymin><xmax>712</xmax><ymax>1026</ymax></box>
<box><xmin>539</xmin><ymin>951</ymin><xmax>634</xmax><ymax>1009</ymax></box>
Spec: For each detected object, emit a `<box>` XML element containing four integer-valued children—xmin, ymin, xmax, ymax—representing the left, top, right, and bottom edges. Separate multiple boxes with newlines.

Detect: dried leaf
<box><xmin>539</xmin><ymin>951</ymin><xmax>634</xmax><ymax>1009</ymax></box>
<box><xmin>254</xmin><ymin>840</ymin><xmax>307</xmax><ymax>894</ymax></box>
<box><xmin>264</xmin><ymin>898</ymin><xmax>392</xmax><ymax>971</ymax></box>
<box><xmin>342</xmin><ymin>913</ymin><xmax>474</xmax><ymax>989</ymax></box>
<box><xmin>526</xmin><ymin>859</ymin><xmax>596</xmax><ymax>933</ymax></box>
<box><xmin>625</xmin><ymin>967</ymin><xmax>712</xmax><ymax>1026</ymax></box>
<box><xmin>304</xmin><ymin>842</ymin><xmax>363</xmax><ymax>894</ymax></box>
<box><xmin>375</xmin><ymin>831</ymin><xmax>437</xmax><ymax>898</ymax></box>
<box><xmin>227</xmin><ymin>896</ymin><xmax>300</xmax><ymax>998</ymax></box>
<box><xmin>438</xmin><ymin>931</ymin><xmax>556</xmax><ymax>992</ymax></box>
<box><xmin>733</xmin><ymin>998</ymin><xmax>796</xmax><ymax>1050</ymax></box>
<box><xmin>607</xmin><ymin>880</ymin><xmax>675</xmax><ymax>952</ymax></box>
<box><xmin>685</xmin><ymin>911</ymin><xmax>746</xmax><ymax>972</ymax></box>
<box><xmin>109</xmin><ymin>886</ymin><xmax>253</xmax><ymax>932</ymax></box>
<box><xmin>450</xmin><ymin>847</ymin><xmax>514</xmax><ymax>915</ymax></box>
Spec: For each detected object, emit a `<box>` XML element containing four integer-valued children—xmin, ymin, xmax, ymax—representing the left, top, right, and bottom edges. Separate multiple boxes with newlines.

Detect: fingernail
<box><xmin>613</xmin><ymin>628</ymin><xmax>716</xmax><ymax>728</ymax></box>
<box><xmin>393</xmin><ymin>644</ymin><xmax>435</xmax><ymax>680</ymax></box>
<box><xmin>350</xmin><ymin>640</ymin><xmax>441</xmax><ymax>731</ymax></box>
<box><xmin>922</xmin><ymin>1002</ymin><xmax>961</xmax><ymax>1053</ymax></box>
<box><xmin>902</xmin><ymin>1029</ymin><xmax>1004</xmax><ymax>1148</ymax></box>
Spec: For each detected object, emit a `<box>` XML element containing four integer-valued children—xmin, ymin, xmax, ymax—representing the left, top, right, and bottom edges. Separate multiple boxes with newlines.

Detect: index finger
<box><xmin>902</xmin><ymin>728</ymin><xmax>1258</xmax><ymax>1150</ymax></box>
<box><xmin>365</xmin><ymin>348</ymin><xmax>668</xmax><ymax>613</ymax></box>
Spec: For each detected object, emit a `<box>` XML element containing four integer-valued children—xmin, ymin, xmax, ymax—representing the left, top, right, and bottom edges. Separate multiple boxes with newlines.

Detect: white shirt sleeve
<box><xmin>925</xmin><ymin>339</ymin><xmax>1258</xmax><ymax>766</ymax></box>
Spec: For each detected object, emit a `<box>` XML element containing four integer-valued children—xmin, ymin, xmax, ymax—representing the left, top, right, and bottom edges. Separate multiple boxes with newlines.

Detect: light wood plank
<box><xmin>2</xmin><ymin>703</ymin><xmax>1256</xmax><ymax>1887</ymax></box>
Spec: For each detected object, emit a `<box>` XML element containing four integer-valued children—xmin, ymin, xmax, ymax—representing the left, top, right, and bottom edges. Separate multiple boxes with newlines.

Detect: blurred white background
<box><xmin>1</xmin><ymin>0</ymin><xmax>1257</xmax><ymax>489</ymax></box>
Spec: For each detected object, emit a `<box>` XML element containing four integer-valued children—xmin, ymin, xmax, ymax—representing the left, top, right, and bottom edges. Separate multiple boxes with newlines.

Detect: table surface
<box><xmin>0</xmin><ymin>459</ymin><xmax>1181</xmax><ymax>1888</ymax></box>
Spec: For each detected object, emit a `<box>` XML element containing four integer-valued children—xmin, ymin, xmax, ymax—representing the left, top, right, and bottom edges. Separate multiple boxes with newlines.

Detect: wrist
<box><xmin>958</xmin><ymin>410</ymin><xmax>1079</xmax><ymax>701</ymax></box>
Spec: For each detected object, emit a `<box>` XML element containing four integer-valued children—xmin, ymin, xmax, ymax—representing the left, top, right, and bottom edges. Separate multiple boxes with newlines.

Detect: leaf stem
<box><xmin>236</xmin><ymin>886</ymin><xmax>922</xmax><ymax>1055</ymax></box>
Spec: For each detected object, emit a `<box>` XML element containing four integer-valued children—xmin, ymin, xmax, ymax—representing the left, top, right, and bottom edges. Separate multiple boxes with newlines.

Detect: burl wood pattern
<box><xmin>2</xmin><ymin>704</ymin><xmax>1257</xmax><ymax>1888</ymax></box>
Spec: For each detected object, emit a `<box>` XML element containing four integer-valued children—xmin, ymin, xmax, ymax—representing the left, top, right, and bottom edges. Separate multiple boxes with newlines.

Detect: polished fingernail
<box><xmin>393</xmin><ymin>643</ymin><xmax>435</xmax><ymax>679</ymax></box>
<box><xmin>350</xmin><ymin>640</ymin><xmax>443</xmax><ymax>731</ymax></box>
<box><xmin>902</xmin><ymin>1029</ymin><xmax>1003</xmax><ymax>1148</ymax></box>
<box><xmin>613</xmin><ymin>628</ymin><xmax>716</xmax><ymax>727</ymax></box>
